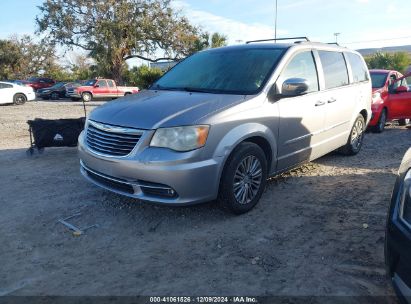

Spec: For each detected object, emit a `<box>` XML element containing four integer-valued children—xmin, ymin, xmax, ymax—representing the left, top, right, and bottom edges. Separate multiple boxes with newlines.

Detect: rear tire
<box><xmin>13</xmin><ymin>93</ymin><xmax>26</xmax><ymax>105</ymax></box>
<box><xmin>218</xmin><ymin>142</ymin><xmax>268</xmax><ymax>214</ymax></box>
<box><xmin>339</xmin><ymin>114</ymin><xmax>365</xmax><ymax>156</ymax></box>
<box><xmin>373</xmin><ymin>109</ymin><xmax>387</xmax><ymax>133</ymax></box>
<box><xmin>82</xmin><ymin>92</ymin><xmax>92</xmax><ymax>102</ymax></box>
<box><xmin>398</xmin><ymin>119</ymin><xmax>410</xmax><ymax>126</ymax></box>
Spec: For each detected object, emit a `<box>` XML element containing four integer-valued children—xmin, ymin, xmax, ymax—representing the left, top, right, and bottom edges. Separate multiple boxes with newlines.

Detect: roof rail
<box><xmin>327</xmin><ymin>42</ymin><xmax>340</xmax><ymax>46</ymax></box>
<box><xmin>246</xmin><ymin>37</ymin><xmax>310</xmax><ymax>44</ymax></box>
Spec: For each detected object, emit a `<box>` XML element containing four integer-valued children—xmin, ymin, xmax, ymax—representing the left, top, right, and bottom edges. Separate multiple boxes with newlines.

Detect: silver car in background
<box><xmin>78</xmin><ymin>39</ymin><xmax>371</xmax><ymax>214</ymax></box>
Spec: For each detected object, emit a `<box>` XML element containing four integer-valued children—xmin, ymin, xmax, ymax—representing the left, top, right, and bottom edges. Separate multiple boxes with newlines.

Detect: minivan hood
<box><xmin>89</xmin><ymin>90</ymin><xmax>246</xmax><ymax>129</ymax></box>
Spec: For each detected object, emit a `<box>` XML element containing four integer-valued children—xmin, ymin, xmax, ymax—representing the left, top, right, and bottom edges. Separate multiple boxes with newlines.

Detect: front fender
<box><xmin>213</xmin><ymin>123</ymin><xmax>277</xmax><ymax>173</ymax></box>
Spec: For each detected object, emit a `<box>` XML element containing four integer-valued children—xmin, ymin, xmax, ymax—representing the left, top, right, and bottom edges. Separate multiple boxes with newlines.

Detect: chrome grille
<box><xmin>86</xmin><ymin>120</ymin><xmax>143</xmax><ymax>156</ymax></box>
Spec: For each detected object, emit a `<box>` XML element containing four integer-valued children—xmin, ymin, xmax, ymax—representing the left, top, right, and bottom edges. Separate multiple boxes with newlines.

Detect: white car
<box><xmin>0</xmin><ymin>81</ymin><xmax>36</xmax><ymax>105</ymax></box>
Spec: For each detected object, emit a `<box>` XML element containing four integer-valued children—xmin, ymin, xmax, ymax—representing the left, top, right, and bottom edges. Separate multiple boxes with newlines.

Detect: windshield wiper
<box><xmin>152</xmin><ymin>84</ymin><xmax>213</xmax><ymax>93</ymax></box>
<box><xmin>180</xmin><ymin>87</ymin><xmax>213</xmax><ymax>93</ymax></box>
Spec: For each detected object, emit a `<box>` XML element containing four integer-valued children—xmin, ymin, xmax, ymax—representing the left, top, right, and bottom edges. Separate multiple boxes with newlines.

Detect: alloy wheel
<box><xmin>233</xmin><ymin>155</ymin><xmax>263</xmax><ymax>205</ymax></box>
<box><xmin>351</xmin><ymin>119</ymin><xmax>364</xmax><ymax>150</ymax></box>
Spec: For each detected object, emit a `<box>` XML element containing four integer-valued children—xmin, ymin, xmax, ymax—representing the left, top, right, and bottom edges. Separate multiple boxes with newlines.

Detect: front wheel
<box><xmin>82</xmin><ymin>92</ymin><xmax>92</xmax><ymax>102</ymax></box>
<box><xmin>218</xmin><ymin>142</ymin><xmax>268</xmax><ymax>214</ymax></box>
<box><xmin>373</xmin><ymin>109</ymin><xmax>387</xmax><ymax>133</ymax></box>
<box><xmin>13</xmin><ymin>93</ymin><xmax>26</xmax><ymax>105</ymax></box>
<box><xmin>51</xmin><ymin>92</ymin><xmax>60</xmax><ymax>100</ymax></box>
<box><xmin>339</xmin><ymin>114</ymin><xmax>365</xmax><ymax>156</ymax></box>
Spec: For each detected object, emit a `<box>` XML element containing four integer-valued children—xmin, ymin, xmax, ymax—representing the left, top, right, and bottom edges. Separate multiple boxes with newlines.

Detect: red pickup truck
<box><xmin>67</xmin><ymin>79</ymin><xmax>139</xmax><ymax>102</ymax></box>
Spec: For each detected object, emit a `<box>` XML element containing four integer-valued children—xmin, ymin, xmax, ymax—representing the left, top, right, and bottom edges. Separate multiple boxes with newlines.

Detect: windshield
<box><xmin>84</xmin><ymin>79</ymin><xmax>97</xmax><ymax>86</ymax></box>
<box><xmin>370</xmin><ymin>73</ymin><xmax>388</xmax><ymax>88</ymax></box>
<box><xmin>152</xmin><ymin>48</ymin><xmax>286</xmax><ymax>95</ymax></box>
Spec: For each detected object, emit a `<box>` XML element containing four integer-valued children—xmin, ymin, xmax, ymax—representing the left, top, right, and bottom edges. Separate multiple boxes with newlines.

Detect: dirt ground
<box><xmin>1</xmin><ymin>100</ymin><xmax>410</xmax><ymax>301</ymax></box>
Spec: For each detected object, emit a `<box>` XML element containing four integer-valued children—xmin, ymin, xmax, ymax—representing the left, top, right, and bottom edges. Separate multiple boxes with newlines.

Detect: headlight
<box><xmin>372</xmin><ymin>92</ymin><xmax>381</xmax><ymax>103</ymax></box>
<box><xmin>150</xmin><ymin>125</ymin><xmax>210</xmax><ymax>152</ymax></box>
<box><xmin>400</xmin><ymin>170</ymin><xmax>411</xmax><ymax>226</ymax></box>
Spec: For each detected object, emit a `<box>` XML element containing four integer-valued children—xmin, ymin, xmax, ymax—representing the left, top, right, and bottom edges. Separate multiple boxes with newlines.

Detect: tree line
<box><xmin>364</xmin><ymin>52</ymin><xmax>410</xmax><ymax>74</ymax></box>
<box><xmin>0</xmin><ymin>0</ymin><xmax>227</xmax><ymax>88</ymax></box>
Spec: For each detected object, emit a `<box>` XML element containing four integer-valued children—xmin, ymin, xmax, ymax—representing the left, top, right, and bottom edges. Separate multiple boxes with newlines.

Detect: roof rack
<box><xmin>246</xmin><ymin>37</ymin><xmax>310</xmax><ymax>44</ymax></box>
<box><xmin>327</xmin><ymin>42</ymin><xmax>340</xmax><ymax>46</ymax></box>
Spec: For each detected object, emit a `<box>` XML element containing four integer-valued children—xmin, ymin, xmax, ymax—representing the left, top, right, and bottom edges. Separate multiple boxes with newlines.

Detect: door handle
<box><xmin>328</xmin><ymin>98</ymin><xmax>337</xmax><ymax>103</ymax></box>
<box><xmin>315</xmin><ymin>101</ymin><xmax>326</xmax><ymax>106</ymax></box>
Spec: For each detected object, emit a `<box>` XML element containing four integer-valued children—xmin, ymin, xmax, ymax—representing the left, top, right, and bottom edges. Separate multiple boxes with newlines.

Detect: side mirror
<box><xmin>396</xmin><ymin>86</ymin><xmax>408</xmax><ymax>94</ymax></box>
<box><xmin>268</xmin><ymin>78</ymin><xmax>309</xmax><ymax>102</ymax></box>
<box><xmin>281</xmin><ymin>78</ymin><xmax>309</xmax><ymax>96</ymax></box>
<box><xmin>94</xmin><ymin>84</ymin><xmax>100</xmax><ymax>88</ymax></box>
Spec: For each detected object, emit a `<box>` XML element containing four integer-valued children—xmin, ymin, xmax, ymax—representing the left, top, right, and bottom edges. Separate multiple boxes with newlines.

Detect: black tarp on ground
<box><xmin>27</xmin><ymin>117</ymin><xmax>86</xmax><ymax>151</ymax></box>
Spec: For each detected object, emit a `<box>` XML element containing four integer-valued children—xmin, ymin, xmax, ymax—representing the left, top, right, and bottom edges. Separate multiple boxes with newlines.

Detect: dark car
<box><xmin>37</xmin><ymin>82</ymin><xmax>68</xmax><ymax>100</ymax></box>
<box><xmin>386</xmin><ymin>148</ymin><xmax>411</xmax><ymax>303</ymax></box>
<box><xmin>26</xmin><ymin>77</ymin><xmax>55</xmax><ymax>91</ymax></box>
<box><xmin>37</xmin><ymin>82</ymin><xmax>82</xmax><ymax>100</ymax></box>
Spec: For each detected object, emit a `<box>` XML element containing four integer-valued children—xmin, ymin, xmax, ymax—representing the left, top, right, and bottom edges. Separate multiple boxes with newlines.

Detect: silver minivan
<box><xmin>78</xmin><ymin>39</ymin><xmax>371</xmax><ymax>214</ymax></box>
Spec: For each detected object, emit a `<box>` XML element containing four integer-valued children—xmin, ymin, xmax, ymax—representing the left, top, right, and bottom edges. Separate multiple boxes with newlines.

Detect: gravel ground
<box><xmin>1</xmin><ymin>100</ymin><xmax>410</xmax><ymax>301</ymax></box>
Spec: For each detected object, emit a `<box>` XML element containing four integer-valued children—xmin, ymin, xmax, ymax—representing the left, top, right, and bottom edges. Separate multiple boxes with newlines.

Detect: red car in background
<box><xmin>369</xmin><ymin>69</ymin><xmax>411</xmax><ymax>132</ymax></box>
<box><xmin>67</xmin><ymin>78</ymin><xmax>139</xmax><ymax>102</ymax></box>
<box><xmin>25</xmin><ymin>77</ymin><xmax>55</xmax><ymax>91</ymax></box>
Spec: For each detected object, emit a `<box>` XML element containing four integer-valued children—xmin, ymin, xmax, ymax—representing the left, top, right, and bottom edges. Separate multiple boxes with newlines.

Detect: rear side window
<box><xmin>0</xmin><ymin>83</ymin><xmax>13</xmax><ymax>89</ymax></box>
<box><xmin>318</xmin><ymin>51</ymin><xmax>349</xmax><ymax>89</ymax></box>
<box><xmin>279</xmin><ymin>51</ymin><xmax>319</xmax><ymax>93</ymax></box>
<box><xmin>346</xmin><ymin>53</ymin><xmax>369</xmax><ymax>83</ymax></box>
<box><xmin>108</xmin><ymin>80</ymin><xmax>115</xmax><ymax>88</ymax></box>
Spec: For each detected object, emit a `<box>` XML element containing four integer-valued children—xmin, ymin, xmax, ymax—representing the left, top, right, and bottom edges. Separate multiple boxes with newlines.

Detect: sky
<box><xmin>1</xmin><ymin>0</ymin><xmax>411</xmax><ymax>55</ymax></box>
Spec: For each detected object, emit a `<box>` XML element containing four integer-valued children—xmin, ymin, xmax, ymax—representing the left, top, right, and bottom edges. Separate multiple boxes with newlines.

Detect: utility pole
<box><xmin>275</xmin><ymin>0</ymin><xmax>278</xmax><ymax>40</ymax></box>
<box><xmin>334</xmin><ymin>32</ymin><xmax>341</xmax><ymax>44</ymax></box>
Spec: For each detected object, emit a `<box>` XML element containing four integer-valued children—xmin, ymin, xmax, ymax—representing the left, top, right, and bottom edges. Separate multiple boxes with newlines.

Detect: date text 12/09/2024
<box><xmin>149</xmin><ymin>297</ymin><xmax>258</xmax><ymax>303</ymax></box>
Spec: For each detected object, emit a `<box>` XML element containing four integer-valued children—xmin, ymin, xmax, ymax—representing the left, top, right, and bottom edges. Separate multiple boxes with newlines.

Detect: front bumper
<box><xmin>368</xmin><ymin>103</ymin><xmax>384</xmax><ymax>127</ymax></box>
<box><xmin>78</xmin><ymin>131</ymin><xmax>222</xmax><ymax>205</ymax></box>
<box><xmin>27</xmin><ymin>92</ymin><xmax>36</xmax><ymax>101</ymax></box>
<box><xmin>68</xmin><ymin>93</ymin><xmax>81</xmax><ymax>98</ymax></box>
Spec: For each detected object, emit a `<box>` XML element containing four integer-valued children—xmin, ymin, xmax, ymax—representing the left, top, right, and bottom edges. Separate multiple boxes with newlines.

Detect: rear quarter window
<box><xmin>0</xmin><ymin>83</ymin><xmax>13</xmax><ymax>89</ymax></box>
<box><xmin>346</xmin><ymin>53</ymin><xmax>369</xmax><ymax>83</ymax></box>
<box><xmin>318</xmin><ymin>51</ymin><xmax>349</xmax><ymax>89</ymax></box>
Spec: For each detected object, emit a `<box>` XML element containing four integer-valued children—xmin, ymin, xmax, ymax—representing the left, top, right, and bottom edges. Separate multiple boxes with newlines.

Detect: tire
<box><xmin>13</xmin><ymin>93</ymin><xmax>26</xmax><ymax>105</ymax></box>
<box><xmin>51</xmin><ymin>92</ymin><xmax>59</xmax><ymax>100</ymax></box>
<box><xmin>339</xmin><ymin>114</ymin><xmax>365</xmax><ymax>156</ymax></box>
<box><xmin>398</xmin><ymin>119</ymin><xmax>410</xmax><ymax>126</ymax></box>
<box><xmin>373</xmin><ymin>109</ymin><xmax>387</xmax><ymax>133</ymax></box>
<box><xmin>124</xmin><ymin>92</ymin><xmax>132</xmax><ymax>96</ymax></box>
<box><xmin>218</xmin><ymin>142</ymin><xmax>268</xmax><ymax>214</ymax></box>
<box><xmin>82</xmin><ymin>92</ymin><xmax>92</xmax><ymax>102</ymax></box>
